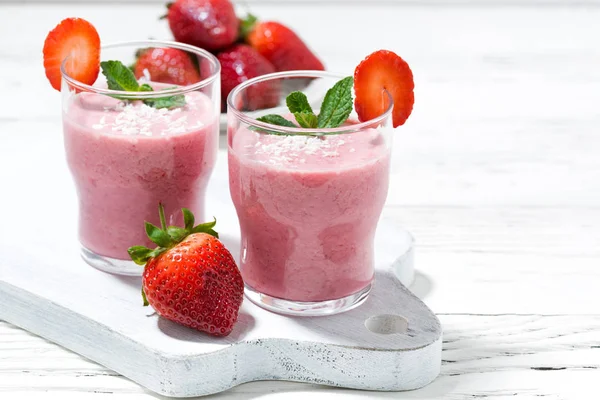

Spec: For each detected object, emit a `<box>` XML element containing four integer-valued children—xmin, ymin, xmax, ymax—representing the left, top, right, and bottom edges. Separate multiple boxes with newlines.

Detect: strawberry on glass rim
<box><xmin>354</xmin><ymin>49</ymin><xmax>415</xmax><ymax>128</ymax></box>
<box><xmin>43</xmin><ymin>18</ymin><xmax>101</xmax><ymax>91</ymax></box>
<box><xmin>128</xmin><ymin>204</ymin><xmax>244</xmax><ymax>337</ymax></box>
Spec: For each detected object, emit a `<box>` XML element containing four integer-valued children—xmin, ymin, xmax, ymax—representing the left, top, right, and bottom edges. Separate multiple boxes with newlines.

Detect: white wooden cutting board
<box><xmin>0</xmin><ymin>131</ymin><xmax>441</xmax><ymax>397</ymax></box>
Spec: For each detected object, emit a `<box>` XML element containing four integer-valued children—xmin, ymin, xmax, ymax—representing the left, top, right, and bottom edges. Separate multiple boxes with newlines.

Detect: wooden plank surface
<box><xmin>1</xmin><ymin>2</ymin><xmax>599</xmax><ymax>399</ymax></box>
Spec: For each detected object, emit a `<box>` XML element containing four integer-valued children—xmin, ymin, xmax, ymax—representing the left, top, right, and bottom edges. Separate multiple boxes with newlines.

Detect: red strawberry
<box><xmin>353</xmin><ymin>50</ymin><xmax>415</xmax><ymax>128</ymax></box>
<box><xmin>129</xmin><ymin>204</ymin><xmax>244</xmax><ymax>337</ymax></box>
<box><xmin>218</xmin><ymin>44</ymin><xmax>280</xmax><ymax>111</ymax></box>
<box><xmin>167</xmin><ymin>0</ymin><xmax>238</xmax><ymax>52</ymax></box>
<box><xmin>244</xmin><ymin>18</ymin><xmax>325</xmax><ymax>72</ymax></box>
<box><xmin>134</xmin><ymin>48</ymin><xmax>201</xmax><ymax>86</ymax></box>
<box><xmin>43</xmin><ymin>18</ymin><xmax>101</xmax><ymax>91</ymax></box>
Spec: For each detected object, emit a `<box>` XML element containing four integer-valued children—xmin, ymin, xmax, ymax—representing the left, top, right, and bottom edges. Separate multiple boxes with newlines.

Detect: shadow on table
<box><xmin>157</xmin><ymin>310</ymin><xmax>255</xmax><ymax>344</ymax></box>
<box><xmin>113</xmin><ymin>274</ymin><xmax>142</xmax><ymax>290</ymax></box>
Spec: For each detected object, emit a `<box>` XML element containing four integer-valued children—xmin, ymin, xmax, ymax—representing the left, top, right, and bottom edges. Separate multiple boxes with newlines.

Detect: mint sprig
<box><xmin>100</xmin><ymin>60</ymin><xmax>186</xmax><ymax>109</ymax></box>
<box><xmin>257</xmin><ymin>76</ymin><xmax>354</xmax><ymax>133</ymax></box>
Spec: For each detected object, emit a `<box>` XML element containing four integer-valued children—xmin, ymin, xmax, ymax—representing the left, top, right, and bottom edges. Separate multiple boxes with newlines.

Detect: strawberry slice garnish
<box><xmin>43</xmin><ymin>18</ymin><xmax>101</xmax><ymax>91</ymax></box>
<box><xmin>353</xmin><ymin>50</ymin><xmax>414</xmax><ymax>128</ymax></box>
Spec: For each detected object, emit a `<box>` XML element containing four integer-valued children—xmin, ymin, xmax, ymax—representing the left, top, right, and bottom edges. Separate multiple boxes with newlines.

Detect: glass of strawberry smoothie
<box><xmin>227</xmin><ymin>71</ymin><xmax>394</xmax><ymax>315</ymax></box>
<box><xmin>61</xmin><ymin>41</ymin><xmax>220</xmax><ymax>275</ymax></box>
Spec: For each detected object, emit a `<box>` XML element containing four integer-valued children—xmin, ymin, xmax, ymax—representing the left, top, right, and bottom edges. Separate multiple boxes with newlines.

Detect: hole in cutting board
<box><xmin>365</xmin><ymin>314</ymin><xmax>409</xmax><ymax>335</ymax></box>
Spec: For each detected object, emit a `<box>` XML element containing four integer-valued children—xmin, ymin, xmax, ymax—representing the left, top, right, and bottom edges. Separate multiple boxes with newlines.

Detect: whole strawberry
<box><xmin>133</xmin><ymin>47</ymin><xmax>201</xmax><ymax>86</ymax></box>
<box><xmin>129</xmin><ymin>204</ymin><xmax>244</xmax><ymax>337</ymax></box>
<box><xmin>218</xmin><ymin>44</ymin><xmax>280</xmax><ymax>110</ymax></box>
<box><xmin>242</xmin><ymin>16</ymin><xmax>325</xmax><ymax>72</ymax></box>
<box><xmin>167</xmin><ymin>0</ymin><xmax>238</xmax><ymax>52</ymax></box>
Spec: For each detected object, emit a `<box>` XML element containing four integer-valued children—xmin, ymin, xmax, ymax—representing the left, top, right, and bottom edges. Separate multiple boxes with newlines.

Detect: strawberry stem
<box><xmin>239</xmin><ymin>13</ymin><xmax>258</xmax><ymax>41</ymax></box>
<box><xmin>158</xmin><ymin>202</ymin><xmax>167</xmax><ymax>230</ymax></box>
<box><xmin>128</xmin><ymin>204</ymin><xmax>219</xmax><ymax>267</ymax></box>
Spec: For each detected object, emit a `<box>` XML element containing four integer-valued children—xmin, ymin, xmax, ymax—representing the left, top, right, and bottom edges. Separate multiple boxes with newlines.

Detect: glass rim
<box><xmin>60</xmin><ymin>40</ymin><xmax>221</xmax><ymax>98</ymax></box>
<box><xmin>226</xmin><ymin>70</ymin><xmax>394</xmax><ymax>135</ymax></box>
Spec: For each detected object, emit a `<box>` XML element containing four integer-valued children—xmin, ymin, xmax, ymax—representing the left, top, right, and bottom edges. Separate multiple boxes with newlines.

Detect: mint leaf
<box><xmin>144</xmin><ymin>85</ymin><xmax>186</xmax><ymax>109</ymax></box>
<box><xmin>144</xmin><ymin>94</ymin><xmax>186</xmax><ymax>109</ymax></box>
<box><xmin>257</xmin><ymin>115</ymin><xmax>298</xmax><ymax>128</ymax></box>
<box><xmin>139</xmin><ymin>83</ymin><xmax>153</xmax><ymax>92</ymax></box>
<box><xmin>317</xmin><ymin>76</ymin><xmax>354</xmax><ymax>128</ymax></box>
<box><xmin>101</xmin><ymin>60</ymin><xmax>141</xmax><ymax>92</ymax></box>
<box><xmin>294</xmin><ymin>111</ymin><xmax>318</xmax><ymax>128</ymax></box>
<box><xmin>286</xmin><ymin>91</ymin><xmax>313</xmax><ymax>114</ymax></box>
<box><xmin>287</xmin><ymin>92</ymin><xmax>317</xmax><ymax>127</ymax></box>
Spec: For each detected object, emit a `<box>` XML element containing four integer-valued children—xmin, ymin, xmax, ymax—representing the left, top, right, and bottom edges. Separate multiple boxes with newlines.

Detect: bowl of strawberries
<box><xmin>130</xmin><ymin>0</ymin><xmax>325</xmax><ymax>125</ymax></box>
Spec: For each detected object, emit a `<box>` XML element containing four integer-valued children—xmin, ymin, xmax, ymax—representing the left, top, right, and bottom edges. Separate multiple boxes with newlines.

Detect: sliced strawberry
<box><xmin>43</xmin><ymin>18</ymin><xmax>101</xmax><ymax>91</ymax></box>
<box><xmin>353</xmin><ymin>50</ymin><xmax>414</xmax><ymax>128</ymax></box>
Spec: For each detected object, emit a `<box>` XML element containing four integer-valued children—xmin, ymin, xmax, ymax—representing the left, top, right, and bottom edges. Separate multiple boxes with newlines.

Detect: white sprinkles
<box><xmin>92</xmin><ymin>97</ymin><xmax>202</xmax><ymax>136</ymax></box>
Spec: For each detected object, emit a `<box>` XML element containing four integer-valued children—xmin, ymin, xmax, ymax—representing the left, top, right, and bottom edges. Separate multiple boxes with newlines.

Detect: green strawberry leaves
<box><xmin>166</xmin><ymin>226</ymin><xmax>188</xmax><ymax>243</ymax></box>
<box><xmin>191</xmin><ymin>219</ymin><xmax>218</xmax><ymax>238</ymax></box>
<box><xmin>145</xmin><ymin>222</ymin><xmax>174</xmax><ymax>248</ymax></box>
<box><xmin>256</xmin><ymin>76</ymin><xmax>354</xmax><ymax>133</ymax></box>
<box><xmin>141</xmin><ymin>288</ymin><xmax>149</xmax><ymax>307</ymax></box>
<box><xmin>127</xmin><ymin>203</ymin><xmax>218</xmax><ymax>266</ymax></box>
<box><xmin>239</xmin><ymin>13</ymin><xmax>258</xmax><ymax>39</ymax></box>
<box><xmin>128</xmin><ymin>245</ymin><xmax>166</xmax><ymax>266</ymax></box>
<box><xmin>100</xmin><ymin>60</ymin><xmax>186</xmax><ymax>109</ymax></box>
<box><xmin>182</xmin><ymin>208</ymin><xmax>195</xmax><ymax>230</ymax></box>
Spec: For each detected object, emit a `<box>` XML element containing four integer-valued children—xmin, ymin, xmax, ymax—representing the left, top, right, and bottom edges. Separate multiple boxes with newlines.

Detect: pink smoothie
<box><xmin>228</xmin><ymin>127</ymin><xmax>391</xmax><ymax>302</ymax></box>
<box><xmin>63</xmin><ymin>88</ymin><xmax>218</xmax><ymax>259</ymax></box>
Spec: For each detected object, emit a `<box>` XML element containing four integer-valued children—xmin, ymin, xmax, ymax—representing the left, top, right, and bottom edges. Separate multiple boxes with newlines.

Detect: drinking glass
<box><xmin>61</xmin><ymin>40</ymin><xmax>220</xmax><ymax>275</ymax></box>
<box><xmin>227</xmin><ymin>71</ymin><xmax>394</xmax><ymax>315</ymax></box>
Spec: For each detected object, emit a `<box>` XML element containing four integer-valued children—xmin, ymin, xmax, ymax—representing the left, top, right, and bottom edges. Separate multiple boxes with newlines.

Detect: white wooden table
<box><xmin>1</xmin><ymin>2</ymin><xmax>599</xmax><ymax>399</ymax></box>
